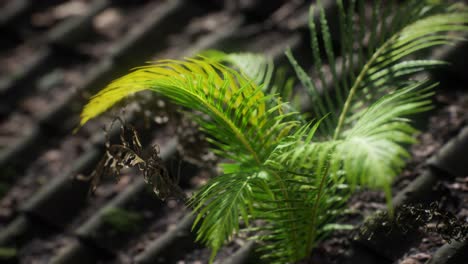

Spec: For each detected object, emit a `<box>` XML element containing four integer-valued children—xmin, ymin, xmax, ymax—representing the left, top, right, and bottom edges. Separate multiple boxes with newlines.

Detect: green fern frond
<box><xmin>286</xmin><ymin>0</ymin><xmax>468</xmax><ymax>139</ymax></box>
<box><xmin>260</xmin><ymin>140</ymin><xmax>348</xmax><ymax>263</ymax></box>
<box><xmin>203</xmin><ymin>51</ymin><xmax>301</xmax><ymax>116</ymax></box>
<box><xmin>260</xmin><ymin>81</ymin><xmax>434</xmax><ymax>259</ymax></box>
<box><xmin>201</xmin><ymin>50</ymin><xmax>274</xmax><ymax>90</ymax></box>
<box><xmin>283</xmin><ymin>0</ymin><xmax>467</xmax><ymax>186</ymax></box>
<box><xmin>80</xmin><ymin>57</ymin><xmax>299</xmax><ymax>164</ymax></box>
<box><xmin>189</xmin><ymin>171</ymin><xmax>261</xmax><ymax>262</ymax></box>
<box><xmin>337</xmin><ymin>81</ymin><xmax>435</xmax><ymax>190</ymax></box>
<box><xmin>273</xmin><ymin>80</ymin><xmax>428</xmax><ymax>190</ymax></box>
<box><xmin>334</xmin><ymin>1</ymin><xmax>467</xmax><ymax>138</ymax></box>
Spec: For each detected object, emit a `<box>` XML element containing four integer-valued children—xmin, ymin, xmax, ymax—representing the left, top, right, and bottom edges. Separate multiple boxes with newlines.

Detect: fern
<box><xmin>79</xmin><ymin>0</ymin><xmax>468</xmax><ymax>263</ymax></box>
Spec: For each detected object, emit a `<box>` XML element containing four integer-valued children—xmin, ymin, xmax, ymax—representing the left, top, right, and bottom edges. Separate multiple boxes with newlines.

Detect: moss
<box><xmin>102</xmin><ymin>207</ymin><xmax>143</xmax><ymax>234</ymax></box>
<box><xmin>0</xmin><ymin>247</ymin><xmax>17</xmax><ymax>259</ymax></box>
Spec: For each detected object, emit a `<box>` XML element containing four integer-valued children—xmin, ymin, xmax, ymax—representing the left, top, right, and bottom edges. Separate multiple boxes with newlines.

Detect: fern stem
<box><xmin>333</xmin><ymin>35</ymin><xmax>396</xmax><ymax>140</ymax></box>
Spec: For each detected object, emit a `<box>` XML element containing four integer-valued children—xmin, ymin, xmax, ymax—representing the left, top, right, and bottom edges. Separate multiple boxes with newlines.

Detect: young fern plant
<box><xmin>79</xmin><ymin>0</ymin><xmax>468</xmax><ymax>262</ymax></box>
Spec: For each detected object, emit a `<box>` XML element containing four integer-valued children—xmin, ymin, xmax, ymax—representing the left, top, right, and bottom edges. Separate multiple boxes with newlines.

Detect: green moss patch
<box><xmin>102</xmin><ymin>207</ymin><xmax>144</xmax><ymax>234</ymax></box>
<box><xmin>0</xmin><ymin>247</ymin><xmax>17</xmax><ymax>260</ymax></box>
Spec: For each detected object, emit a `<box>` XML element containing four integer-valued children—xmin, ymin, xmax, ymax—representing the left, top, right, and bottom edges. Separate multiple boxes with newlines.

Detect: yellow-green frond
<box><xmin>80</xmin><ymin>58</ymin><xmax>265</xmax><ymax>126</ymax></box>
<box><xmin>80</xmin><ymin>57</ymin><xmax>299</xmax><ymax>165</ymax></box>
